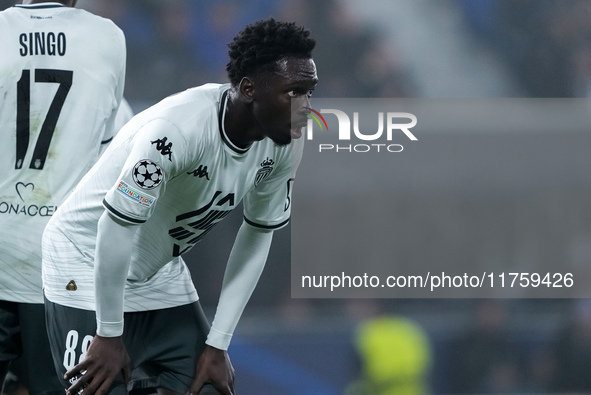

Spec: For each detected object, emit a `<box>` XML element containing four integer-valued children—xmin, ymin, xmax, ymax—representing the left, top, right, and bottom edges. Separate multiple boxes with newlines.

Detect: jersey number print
<box><xmin>15</xmin><ymin>68</ymin><xmax>73</xmax><ymax>170</ymax></box>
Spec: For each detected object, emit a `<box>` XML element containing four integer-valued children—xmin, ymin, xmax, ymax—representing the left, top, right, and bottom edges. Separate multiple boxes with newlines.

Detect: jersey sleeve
<box><xmin>243</xmin><ymin>137</ymin><xmax>304</xmax><ymax>230</ymax></box>
<box><xmin>99</xmin><ymin>24</ymin><xmax>127</xmax><ymax>151</ymax></box>
<box><xmin>103</xmin><ymin>119</ymin><xmax>189</xmax><ymax>224</ymax></box>
<box><xmin>101</xmin><ymin>97</ymin><xmax>133</xmax><ymax>154</ymax></box>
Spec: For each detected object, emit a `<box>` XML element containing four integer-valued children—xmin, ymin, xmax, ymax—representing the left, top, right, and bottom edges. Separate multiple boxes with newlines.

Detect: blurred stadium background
<box><xmin>3</xmin><ymin>0</ymin><xmax>591</xmax><ymax>393</ymax></box>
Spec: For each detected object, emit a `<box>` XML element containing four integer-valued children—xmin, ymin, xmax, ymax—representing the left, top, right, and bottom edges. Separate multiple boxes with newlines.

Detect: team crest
<box><xmin>132</xmin><ymin>159</ymin><xmax>163</xmax><ymax>189</ymax></box>
<box><xmin>254</xmin><ymin>157</ymin><xmax>274</xmax><ymax>187</ymax></box>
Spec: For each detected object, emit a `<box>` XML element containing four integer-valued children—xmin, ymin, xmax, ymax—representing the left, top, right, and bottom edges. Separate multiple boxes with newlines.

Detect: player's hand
<box><xmin>64</xmin><ymin>335</ymin><xmax>131</xmax><ymax>395</ymax></box>
<box><xmin>188</xmin><ymin>344</ymin><xmax>235</xmax><ymax>395</ymax></box>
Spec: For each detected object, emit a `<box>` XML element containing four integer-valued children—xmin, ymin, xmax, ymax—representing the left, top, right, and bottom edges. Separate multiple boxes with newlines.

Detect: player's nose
<box><xmin>303</xmin><ymin>94</ymin><xmax>311</xmax><ymax>108</ymax></box>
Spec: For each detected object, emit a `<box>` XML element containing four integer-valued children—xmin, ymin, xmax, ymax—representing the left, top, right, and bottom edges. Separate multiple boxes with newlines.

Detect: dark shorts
<box><xmin>44</xmin><ymin>297</ymin><xmax>220</xmax><ymax>394</ymax></box>
<box><xmin>0</xmin><ymin>300</ymin><xmax>63</xmax><ymax>395</ymax></box>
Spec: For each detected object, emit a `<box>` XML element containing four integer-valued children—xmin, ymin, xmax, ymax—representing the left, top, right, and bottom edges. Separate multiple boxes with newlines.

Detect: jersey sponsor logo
<box><xmin>116</xmin><ymin>180</ymin><xmax>156</xmax><ymax>207</ymax></box>
<box><xmin>15</xmin><ymin>182</ymin><xmax>34</xmax><ymax>201</ymax></box>
<box><xmin>132</xmin><ymin>159</ymin><xmax>163</xmax><ymax>189</ymax></box>
<box><xmin>187</xmin><ymin>165</ymin><xmax>210</xmax><ymax>180</ymax></box>
<box><xmin>0</xmin><ymin>202</ymin><xmax>57</xmax><ymax>217</ymax></box>
<box><xmin>0</xmin><ymin>182</ymin><xmax>57</xmax><ymax>217</ymax></box>
<box><xmin>254</xmin><ymin>157</ymin><xmax>274</xmax><ymax>187</ymax></box>
<box><xmin>169</xmin><ymin>191</ymin><xmax>235</xmax><ymax>256</ymax></box>
<box><xmin>150</xmin><ymin>137</ymin><xmax>173</xmax><ymax>161</ymax></box>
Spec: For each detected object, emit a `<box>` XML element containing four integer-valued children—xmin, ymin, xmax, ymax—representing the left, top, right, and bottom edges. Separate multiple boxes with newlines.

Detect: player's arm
<box><xmin>100</xmin><ymin>97</ymin><xmax>134</xmax><ymax>156</ymax></box>
<box><xmin>68</xmin><ymin>119</ymin><xmax>185</xmax><ymax>394</ymax></box>
<box><xmin>191</xmin><ymin>139</ymin><xmax>305</xmax><ymax>393</ymax></box>
<box><xmin>64</xmin><ymin>211</ymin><xmax>137</xmax><ymax>395</ymax></box>
<box><xmin>189</xmin><ymin>221</ymin><xmax>274</xmax><ymax>395</ymax></box>
<box><xmin>100</xmin><ymin>24</ymin><xmax>127</xmax><ymax>153</ymax></box>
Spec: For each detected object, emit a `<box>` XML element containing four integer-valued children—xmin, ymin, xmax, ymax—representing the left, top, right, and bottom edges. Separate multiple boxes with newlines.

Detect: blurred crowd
<box><xmin>81</xmin><ymin>0</ymin><xmax>414</xmax><ymax>106</ymax></box>
<box><xmin>459</xmin><ymin>0</ymin><xmax>591</xmax><ymax>97</ymax></box>
<box><xmin>342</xmin><ymin>298</ymin><xmax>591</xmax><ymax>394</ymax></box>
<box><xmin>443</xmin><ymin>299</ymin><xmax>591</xmax><ymax>394</ymax></box>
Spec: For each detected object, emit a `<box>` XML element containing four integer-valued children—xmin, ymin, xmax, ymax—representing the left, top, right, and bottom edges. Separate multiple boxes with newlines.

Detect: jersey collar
<box><xmin>218</xmin><ymin>89</ymin><xmax>251</xmax><ymax>155</ymax></box>
<box><xmin>15</xmin><ymin>3</ymin><xmax>66</xmax><ymax>9</ymax></box>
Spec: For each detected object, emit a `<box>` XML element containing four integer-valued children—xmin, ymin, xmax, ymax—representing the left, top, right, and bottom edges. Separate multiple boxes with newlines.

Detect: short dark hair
<box><xmin>226</xmin><ymin>18</ymin><xmax>316</xmax><ymax>86</ymax></box>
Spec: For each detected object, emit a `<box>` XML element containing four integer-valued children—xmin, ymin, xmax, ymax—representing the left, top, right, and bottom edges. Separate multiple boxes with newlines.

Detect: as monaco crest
<box><xmin>254</xmin><ymin>157</ymin><xmax>274</xmax><ymax>187</ymax></box>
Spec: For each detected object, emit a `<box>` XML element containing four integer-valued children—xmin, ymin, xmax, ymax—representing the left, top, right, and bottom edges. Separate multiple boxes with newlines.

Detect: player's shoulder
<box><xmin>0</xmin><ymin>4</ymin><xmax>115</xmax><ymax>25</ymax></box>
<box><xmin>68</xmin><ymin>8</ymin><xmax>125</xmax><ymax>40</ymax></box>
<box><xmin>171</xmin><ymin>83</ymin><xmax>229</xmax><ymax>106</ymax></box>
<box><xmin>154</xmin><ymin>83</ymin><xmax>229</xmax><ymax>121</ymax></box>
<box><xmin>0</xmin><ymin>5</ymin><xmax>13</xmax><ymax>16</ymax></box>
<box><xmin>125</xmin><ymin>84</ymin><xmax>226</xmax><ymax>134</ymax></box>
<box><xmin>0</xmin><ymin>5</ymin><xmax>24</xmax><ymax>23</ymax></box>
<box><xmin>0</xmin><ymin>5</ymin><xmax>125</xmax><ymax>42</ymax></box>
<box><xmin>73</xmin><ymin>8</ymin><xmax>119</xmax><ymax>26</ymax></box>
<box><xmin>0</xmin><ymin>4</ymin><xmax>24</xmax><ymax>17</ymax></box>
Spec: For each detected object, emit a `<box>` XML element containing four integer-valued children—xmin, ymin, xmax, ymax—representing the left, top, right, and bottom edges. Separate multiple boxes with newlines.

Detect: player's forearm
<box><xmin>94</xmin><ymin>211</ymin><xmax>138</xmax><ymax>337</ymax></box>
<box><xmin>207</xmin><ymin>222</ymin><xmax>273</xmax><ymax>350</ymax></box>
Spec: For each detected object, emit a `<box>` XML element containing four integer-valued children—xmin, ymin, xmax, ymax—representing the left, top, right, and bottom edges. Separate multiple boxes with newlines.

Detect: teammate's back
<box><xmin>0</xmin><ymin>3</ymin><xmax>126</xmax><ymax>393</ymax></box>
<box><xmin>0</xmin><ymin>3</ymin><xmax>126</xmax><ymax>303</ymax></box>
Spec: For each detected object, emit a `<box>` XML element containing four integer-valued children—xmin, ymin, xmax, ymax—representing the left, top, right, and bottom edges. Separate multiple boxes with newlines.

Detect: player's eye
<box><xmin>288</xmin><ymin>89</ymin><xmax>314</xmax><ymax>98</ymax></box>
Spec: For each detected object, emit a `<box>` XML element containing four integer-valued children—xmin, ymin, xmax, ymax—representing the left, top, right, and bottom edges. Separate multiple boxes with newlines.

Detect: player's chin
<box><xmin>290</xmin><ymin>126</ymin><xmax>303</xmax><ymax>140</ymax></box>
<box><xmin>271</xmin><ymin>132</ymin><xmax>293</xmax><ymax>146</ymax></box>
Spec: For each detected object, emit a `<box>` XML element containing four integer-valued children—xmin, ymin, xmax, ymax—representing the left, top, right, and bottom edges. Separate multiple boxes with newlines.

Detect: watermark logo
<box><xmin>303</xmin><ymin>106</ymin><xmax>417</xmax><ymax>153</ymax></box>
<box><xmin>304</xmin><ymin>107</ymin><xmax>328</xmax><ymax>132</ymax></box>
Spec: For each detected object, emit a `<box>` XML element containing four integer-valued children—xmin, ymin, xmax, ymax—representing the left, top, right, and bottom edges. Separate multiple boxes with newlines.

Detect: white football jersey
<box><xmin>42</xmin><ymin>83</ymin><xmax>303</xmax><ymax>312</ymax></box>
<box><xmin>0</xmin><ymin>3</ymin><xmax>126</xmax><ymax>303</ymax></box>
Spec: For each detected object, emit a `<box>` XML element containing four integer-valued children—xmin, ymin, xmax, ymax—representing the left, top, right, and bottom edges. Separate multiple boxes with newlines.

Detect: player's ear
<box><xmin>238</xmin><ymin>77</ymin><xmax>255</xmax><ymax>103</ymax></box>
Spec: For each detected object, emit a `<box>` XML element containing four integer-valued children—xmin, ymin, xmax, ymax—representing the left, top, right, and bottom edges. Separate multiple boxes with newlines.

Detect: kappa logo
<box><xmin>187</xmin><ymin>165</ymin><xmax>210</xmax><ymax>180</ymax></box>
<box><xmin>254</xmin><ymin>157</ymin><xmax>274</xmax><ymax>187</ymax></box>
<box><xmin>151</xmin><ymin>137</ymin><xmax>173</xmax><ymax>161</ymax></box>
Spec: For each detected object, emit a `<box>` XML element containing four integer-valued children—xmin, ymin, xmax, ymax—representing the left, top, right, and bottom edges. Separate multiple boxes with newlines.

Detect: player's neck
<box><xmin>223</xmin><ymin>89</ymin><xmax>263</xmax><ymax>149</ymax></box>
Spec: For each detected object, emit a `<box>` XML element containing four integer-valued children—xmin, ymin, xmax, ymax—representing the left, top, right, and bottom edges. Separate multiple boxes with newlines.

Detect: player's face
<box><xmin>252</xmin><ymin>57</ymin><xmax>318</xmax><ymax>146</ymax></box>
